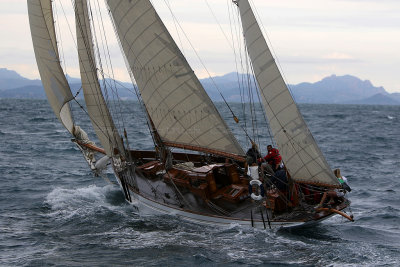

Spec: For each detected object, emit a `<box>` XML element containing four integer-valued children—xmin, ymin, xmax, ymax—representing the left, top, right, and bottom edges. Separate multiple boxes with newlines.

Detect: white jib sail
<box><xmin>237</xmin><ymin>0</ymin><xmax>339</xmax><ymax>186</ymax></box>
<box><xmin>28</xmin><ymin>0</ymin><xmax>74</xmax><ymax>134</ymax></box>
<box><xmin>75</xmin><ymin>0</ymin><xmax>124</xmax><ymax>157</ymax></box>
<box><xmin>106</xmin><ymin>0</ymin><xmax>244</xmax><ymax>157</ymax></box>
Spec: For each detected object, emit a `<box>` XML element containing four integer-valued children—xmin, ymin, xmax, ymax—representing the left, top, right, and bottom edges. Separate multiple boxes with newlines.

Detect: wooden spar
<box><xmin>295</xmin><ymin>180</ymin><xmax>341</xmax><ymax>189</ymax></box>
<box><xmin>163</xmin><ymin>142</ymin><xmax>246</xmax><ymax>162</ymax></box>
<box><xmin>74</xmin><ymin>139</ymin><xmax>106</xmax><ymax>154</ymax></box>
<box><xmin>316</xmin><ymin>207</ymin><xmax>354</xmax><ymax>222</ymax></box>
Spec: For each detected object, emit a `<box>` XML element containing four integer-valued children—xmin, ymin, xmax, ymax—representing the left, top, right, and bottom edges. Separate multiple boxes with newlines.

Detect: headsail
<box><xmin>236</xmin><ymin>0</ymin><xmax>339</xmax><ymax>186</ymax></box>
<box><xmin>106</xmin><ymin>0</ymin><xmax>244</xmax><ymax>158</ymax></box>
<box><xmin>28</xmin><ymin>0</ymin><xmax>74</xmax><ymax>134</ymax></box>
<box><xmin>75</xmin><ymin>0</ymin><xmax>124</xmax><ymax>157</ymax></box>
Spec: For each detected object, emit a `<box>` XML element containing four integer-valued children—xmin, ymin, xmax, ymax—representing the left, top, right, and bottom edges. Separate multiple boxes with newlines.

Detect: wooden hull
<box><xmin>112</xmin><ymin>160</ymin><xmax>350</xmax><ymax>230</ymax></box>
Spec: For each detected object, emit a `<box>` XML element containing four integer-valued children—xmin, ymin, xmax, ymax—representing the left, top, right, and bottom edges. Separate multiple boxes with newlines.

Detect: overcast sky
<box><xmin>1</xmin><ymin>0</ymin><xmax>399</xmax><ymax>92</ymax></box>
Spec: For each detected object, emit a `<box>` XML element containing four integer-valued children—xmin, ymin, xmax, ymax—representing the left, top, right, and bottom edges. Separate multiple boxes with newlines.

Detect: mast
<box><xmin>74</xmin><ymin>0</ymin><xmax>125</xmax><ymax>157</ymax></box>
<box><xmin>106</xmin><ymin>0</ymin><xmax>245</xmax><ymax>160</ymax></box>
<box><xmin>28</xmin><ymin>0</ymin><xmax>75</xmax><ymax>134</ymax></box>
<box><xmin>235</xmin><ymin>0</ymin><xmax>340</xmax><ymax>187</ymax></box>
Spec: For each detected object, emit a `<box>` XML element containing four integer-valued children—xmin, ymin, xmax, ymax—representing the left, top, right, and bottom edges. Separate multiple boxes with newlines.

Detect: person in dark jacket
<box><xmin>270</xmin><ymin>169</ymin><xmax>288</xmax><ymax>192</ymax></box>
<box><xmin>246</xmin><ymin>142</ymin><xmax>261</xmax><ymax>166</ymax></box>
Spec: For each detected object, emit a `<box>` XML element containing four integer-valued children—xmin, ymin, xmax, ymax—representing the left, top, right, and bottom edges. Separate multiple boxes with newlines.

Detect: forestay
<box><xmin>106</xmin><ymin>0</ymin><xmax>244</xmax><ymax>158</ymax></box>
<box><xmin>236</xmin><ymin>0</ymin><xmax>339</xmax><ymax>186</ymax></box>
<box><xmin>75</xmin><ymin>0</ymin><xmax>124</xmax><ymax>156</ymax></box>
<box><xmin>28</xmin><ymin>0</ymin><xmax>74</xmax><ymax>134</ymax></box>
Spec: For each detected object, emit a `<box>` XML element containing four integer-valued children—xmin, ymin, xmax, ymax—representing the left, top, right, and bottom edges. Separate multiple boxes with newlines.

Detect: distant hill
<box><xmin>0</xmin><ymin>68</ymin><xmax>42</xmax><ymax>91</ymax></box>
<box><xmin>290</xmin><ymin>74</ymin><xmax>388</xmax><ymax>104</ymax></box>
<box><xmin>344</xmin><ymin>93</ymin><xmax>400</xmax><ymax>105</ymax></box>
<box><xmin>0</xmin><ymin>68</ymin><xmax>399</xmax><ymax>105</ymax></box>
<box><xmin>0</xmin><ymin>68</ymin><xmax>136</xmax><ymax>100</ymax></box>
<box><xmin>204</xmin><ymin>73</ymin><xmax>399</xmax><ymax>105</ymax></box>
<box><xmin>201</xmin><ymin>72</ymin><xmax>252</xmax><ymax>102</ymax></box>
<box><xmin>389</xmin><ymin>93</ymin><xmax>400</xmax><ymax>103</ymax></box>
<box><xmin>0</xmin><ymin>85</ymin><xmax>46</xmax><ymax>99</ymax></box>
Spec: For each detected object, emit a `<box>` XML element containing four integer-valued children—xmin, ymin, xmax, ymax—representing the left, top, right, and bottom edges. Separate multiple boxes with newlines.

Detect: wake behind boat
<box><xmin>28</xmin><ymin>0</ymin><xmax>353</xmax><ymax>229</ymax></box>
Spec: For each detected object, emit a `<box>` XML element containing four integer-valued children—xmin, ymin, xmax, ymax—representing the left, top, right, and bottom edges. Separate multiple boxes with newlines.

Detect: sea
<box><xmin>0</xmin><ymin>98</ymin><xmax>399</xmax><ymax>266</ymax></box>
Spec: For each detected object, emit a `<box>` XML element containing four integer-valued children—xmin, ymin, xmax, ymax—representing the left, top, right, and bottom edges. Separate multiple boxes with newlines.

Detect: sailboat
<box><xmin>28</xmin><ymin>0</ymin><xmax>353</xmax><ymax>229</ymax></box>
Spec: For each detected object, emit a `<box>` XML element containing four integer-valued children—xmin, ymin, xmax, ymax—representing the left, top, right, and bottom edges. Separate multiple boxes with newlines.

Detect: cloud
<box><xmin>279</xmin><ymin>54</ymin><xmax>362</xmax><ymax>65</ymax></box>
<box><xmin>322</xmin><ymin>53</ymin><xmax>361</xmax><ymax>63</ymax></box>
<box><xmin>1</xmin><ymin>0</ymin><xmax>399</xmax><ymax>92</ymax></box>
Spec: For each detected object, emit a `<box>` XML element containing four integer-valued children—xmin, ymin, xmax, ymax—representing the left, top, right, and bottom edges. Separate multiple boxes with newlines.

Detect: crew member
<box><xmin>246</xmin><ymin>142</ymin><xmax>261</xmax><ymax>166</ymax></box>
<box><xmin>260</xmin><ymin>145</ymin><xmax>282</xmax><ymax>172</ymax></box>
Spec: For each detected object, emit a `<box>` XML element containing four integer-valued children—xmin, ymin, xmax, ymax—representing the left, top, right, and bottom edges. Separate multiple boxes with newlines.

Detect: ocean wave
<box><xmin>44</xmin><ymin>184</ymin><xmax>126</xmax><ymax>220</ymax></box>
<box><xmin>29</xmin><ymin>117</ymin><xmax>50</xmax><ymax>123</ymax></box>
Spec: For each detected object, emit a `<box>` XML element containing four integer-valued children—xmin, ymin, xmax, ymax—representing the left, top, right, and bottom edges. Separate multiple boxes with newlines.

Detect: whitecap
<box><xmin>44</xmin><ymin>184</ymin><xmax>121</xmax><ymax>219</ymax></box>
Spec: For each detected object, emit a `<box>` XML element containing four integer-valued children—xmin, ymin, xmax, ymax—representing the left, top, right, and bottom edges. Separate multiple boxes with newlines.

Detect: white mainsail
<box><xmin>28</xmin><ymin>0</ymin><xmax>74</xmax><ymax>134</ymax></box>
<box><xmin>237</xmin><ymin>0</ymin><xmax>339</xmax><ymax>186</ymax></box>
<box><xmin>75</xmin><ymin>0</ymin><xmax>124</xmax><ymax>156</ymax></box>
<box><xmin>106</xmin><ymin>0</ymin><xmax>244</xmax><ymax>158</ymax></box>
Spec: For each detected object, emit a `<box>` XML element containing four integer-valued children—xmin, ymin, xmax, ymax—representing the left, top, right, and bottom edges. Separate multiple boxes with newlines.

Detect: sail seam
<box><xmin>143</xmin><ymin>66</ymin><xmax>187</xmax><ymax>100</ymax></box>
<box><xmin>115</xmin><ymin>1</ymin><xmax>139</xmax><ymax>30</ymax></box>
<box><xmin>123</xmin><ymin>8</ymin><xmax>154</xmax><ymax>46</ymax></box>
<box><xmin>247</xmin><ymin>35</ymin><xmax>263</xmax><ymax>51</ymax></box>
<box><xmin>164</xmin><ymin>103</ymin><xmax>207</xmax><ymax>142</ymax></box>
<box><xmin>243</xmin><ymin>20</ymin><xmax>257</xmax><ymax>37</ymax></box>
<box><xmin>157</xmin><ymin>90</ymin><xmax>198</xmax><ymax>126</ymax></box>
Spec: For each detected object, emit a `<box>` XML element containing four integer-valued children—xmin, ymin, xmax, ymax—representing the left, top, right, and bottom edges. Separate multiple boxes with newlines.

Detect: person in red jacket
<box><xmin>260</xmin><ymin>145</ymin><xmax>282</xmax><ymax>172</ymax></box>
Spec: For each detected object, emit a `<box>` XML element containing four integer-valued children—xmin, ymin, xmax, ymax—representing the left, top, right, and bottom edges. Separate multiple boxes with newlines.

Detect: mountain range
<box><xmin>0</xmin><ymin>68</ymin><xmax>398</xmax><ymax>105</ymax></box>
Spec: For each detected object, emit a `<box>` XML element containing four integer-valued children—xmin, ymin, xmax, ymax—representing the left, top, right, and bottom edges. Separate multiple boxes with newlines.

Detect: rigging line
<box><xmin>203</xmin><ymin>0</ymin><xmax>234</xmax><ymax>51</ymax></box>
<box><xmin>73</xmin><ymin>0</ymin><xmax>120</xmax><ymax>151</ymax></box>
<box><xmin>91</xmin><ymin>0</ymin><xmax>120</xmax><ymax>124</ymax></box>
<box><xmin>100</xmin><ymin>71</ymin><xmax>138</xmax><ymax>96</ymax></box>
<box><xmin>97</xmin><ymin>0</ymin><xmax>125</xmax><ymax>132</ymax></box>
<box><xmin>248</xmin><ymin>0</ymin><xmax>296</xmax><ymax>99</ymax></box>
<box><xmin>252</xmin><ymin>68</ymin><xmax>274</xmax><ymax>146</ymax></box>
<box><xmin>74</xmin><ymin>86</ymin><xmax>83</xmax><ymax>98</ymax></box>
<box><xmin>164</xmin><ymin>0</ymin><xmax>186</xmax><ymax>57</ymax></box>
<box><xmin>161</xmin><ymin>0</ymin><xmax>250</xmax><ymax>143</ymax></box>
<box><xmin>75</xmin><ymin>0</ymin><xmax>110</xmax><ymax>125</ymax></box>
<box><xmin>244</xmin><ymin>60</ymin><xmax>262</xmax><ymax>147</ymax></box>
<box><xmin>93</xmin><ymin>0</ymin><xmax>128</xmax><ymax>139</ymax></box>
<box><xmin>244</xmin><ymin>52</ymin><xmax>260</xmax><ymax>147</ymax></box>
<box><xmin>230</xmin><ymin>2</ymin><xmax>263</xmax><ymax>149</ymax></box>
<box><xmin>240</xmin><ymin>23</ymin><xmax>273</xmax><ymax>149</ymax></box>
<box><xmin>235</xmin><ymin>3</ymin><xmax>335</xmax><ymax>181</ymax></box>
<box><xmin>105</xmin><ymin>2</ymin><xmax>195</xmax><ymax>152</ymax></box>
<box><xmin>59</xmin><ymin>0</ymin><xmax>78</xmax><ymax>55</ymax></box>
<box><xmin>108</xmin><ymin>1</ymin><xmax>241</xmax><ymax>156</ymax></box>
<box><xmin>86</xmin><ymin>1</ymin><xmax>123</xmax><ymax>152</ymax></box>
<box><xmin>53</xmin><ymin>1</ymin><xmax>67</xmax><ymax>74</ymax></box>
<box><xmin>247</xmin><ymin>0</ymin><xmax>326</xmax><ymax>163</ymax></box>
<box><xmin>227</xmin><ymin>0</ymin><xmax>247</xmax><ymax>146</ymax></box>
<box><xmin>165</xmin><ymin>168</ymin><xmax>194</xmax><ymax>210</ymax></box>
<box><xmin>250</xmin><ymin>76</ymin><xmax>262</xmax><ymax>148</ymax></box>
<box><xmin>111</xmin><ymin>15</ymin><xmax>232</xmax><ymax>155</ymax></box>
<box><xmin>57</xmin><ymin>0</ymin><xmax>97</xmax><ymax>105</ymax></box>
<box><xmin>161</xmin><ymin>3</ymin><xmax>214</xmax><ymax>163</ymax></box>
<box><xmin>244</xmin><ymin>47</ymin><xmax>256</xmax><ymax>142</ymax></box>
<box><xmin>51</xmin><ymin>1</ymin><xmax>76</xmax><ymax>124</ymax></box>
<box><xmin>234</xmin><ymin>4</ymin><xmax>251</xmax><ymax>143</ymax></box>
<box><xmin>254</xmin><ymin>83</ymin><xmax>332</xmax><ymax>182</ymax></box>
<box><xmin>105</xmin><ymin>5</ymin><xmax>156</xmax><ymax>149</ymax></box>
<box><xmin>71</xmin><ymin>97</ymin><xmax>115</xmax><ymax>145</ymax></box>
<box><xmin>87</xmin><ymin>0</ymin><xmax>112</xmax><ymax>109</ymax></box>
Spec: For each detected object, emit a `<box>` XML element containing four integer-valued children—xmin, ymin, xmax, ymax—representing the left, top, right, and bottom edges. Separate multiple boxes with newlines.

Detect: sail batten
<box><xmin>28</xmin><ymin>0</ymin><xmax>74</xmax><ymax>134</ymax></box>
<box><xmin>237</xmin><ymin>0</ymin><xmax>339</xmax><ymax>186</ymax></box>
<box><xmin>107</xmin><ymin>0</ymin><xmax>244</xmax><ymax>157</ymax></box>
<box><xmin>75</xmin><ymin>0</ymin><xmax>124</xmax><ymax>156</ymax></box>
